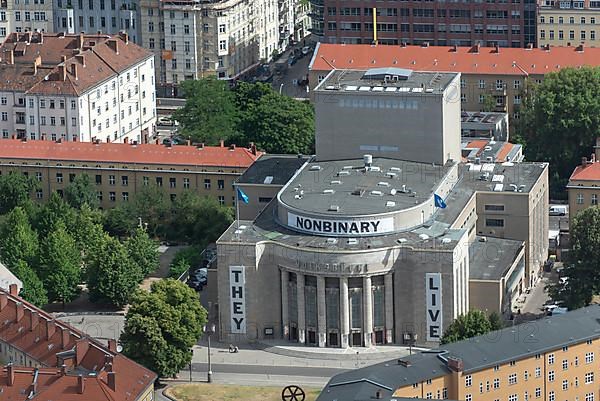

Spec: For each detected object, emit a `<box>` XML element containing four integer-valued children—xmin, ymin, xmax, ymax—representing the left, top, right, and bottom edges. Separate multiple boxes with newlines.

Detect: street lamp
<box><xmin>204</xmin><ymin>323</ymin><xmax>216</xmax><ymax>383</ymax></box>
<box><xmin>279</xmin><ymin>83</ymin><xmax>284</xmax><ymax>94</ymax></box>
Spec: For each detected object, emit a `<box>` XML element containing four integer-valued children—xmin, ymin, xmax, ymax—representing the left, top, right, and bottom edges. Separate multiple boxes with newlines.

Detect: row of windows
<box><xmin>327</xmin><ymin>7</ymin><xmax>521</xmax><ymax>18</ymax></box>
<box><xmin>328</xmin><ymin>22</ymin><xmax>523</xmax><ymax>32</ymax></box>
<box><xmin>576</xmin><ymin>193</ymin><xmax>599</xmax><ymax>205</ymax></box>
<box><xmin>540</xmin><ymin>15</ymin><xmax>597</xmax><ymax>24</ymax></box>
<box><xmin>465</xmin><ymin>392</ymin><xmax>594</xmax><ymax>401</ymax></box>
<box><xmin>540</xmin><ymin>29</ymin><xmax>597</xmax><ymax>40</ymax></box>
<box><xmin>40</xmin><ymin>188</ymin><xmax>229</xmax><ymax>205</ymax></box>
<box><xmin>52</xmin><ymin>173</ymin><xmax>229</xmax><ymax>190</ymax></box>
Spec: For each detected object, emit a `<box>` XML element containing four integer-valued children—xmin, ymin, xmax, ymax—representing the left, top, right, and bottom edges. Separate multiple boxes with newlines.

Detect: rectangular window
<box><xmin>121</xmin><ymin>176</ymin><xmax>128</xmax><ymax>186</ymax></box>
<box><xmin>204</xmin><ymin>179</ymin><xmax>211</xmax><ymax>189</ymax></box>
<box><xmin>122</xmin><ymin>192</ymin><xmax>129</xmax><ymax>201</ymax></box>
<box><xmin>548</xmin><ymin>370</ymin><xmax>555</xmax><ymax>382</ymax></box>
<box><xmin>109</xmin><ymin>192</ymin><xmax>116</xmax><ymax>202</ymax></box>
<box><xmin>485</xmin><ymin>218</ymin><xmax>504</xmax><ymax>227</ymax></box>
<box><xmin>143</xmin><ymin>176</ymin><xmax>149</xmax><ymax>186</ymax></box>
<box><xmin>156</xmin><ymin>177</ymin><xmax>163</xmax><ymax>187</ymax></box>
<box><xmin>169</xmin><ymin>177</ymin><xmax>176</xmax><ymax>188</ymax></box>
<box><xmin>493</xmin><ymin>378</ymin><xmax>500</xmax><ymax>389</ymax></box>
<box><xmin>56</xmin><ymin>173</ymin><xmax>63</xmax><ymax>183</ymax></box>
<box><xmin>183</xmin><ymin>178</ymin><xmax>190</xmax><ymax>189</ymax></box>
<box><xmin>577</xmin><ymin>193</ymin><xmax>584</xmax><ymax>204</ymax></box>
<box><xmin>585</xmin><ymin>372</ymin><xmax>594</xmax><ymax>383</ymax></box>
<box><xmin>508</xmin><ymin>373</ymin><xmax>517</xmax><ymax>385</ymax></box>
<box><xmin>218</xmin><ymin>179</ymin><xmax>225</xmax><ymax>190</ymax></box>
<box><xmin>535</xmin><ymin>388</ymin><xmax>541</xmax><ymax>398</ymax></box>
<box><xmin>218</xmin><ymin>195</ymin><xmax>225</xmax><ymax>205</ymax></box>
<box><xmin>585</xmin><ymin>352</ymin><xmax>594</xmax><ymax>363</ymax></box>
<box><xmin>485</xmin><ymin>204</ymin><xmax>504</xmax><ymax>211</ymax></box>
<box><xmin>535</xmin><ymin>367</ymin><xmax>541</xmax><ymax>378</ymax></box>
<box><xmin>562</xmin><ymin>359</ymin><xmax>568</xmax><ymax>370</ymax></box>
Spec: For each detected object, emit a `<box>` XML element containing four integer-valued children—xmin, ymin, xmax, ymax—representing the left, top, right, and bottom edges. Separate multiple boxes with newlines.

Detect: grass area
<box><xmin>165</xmin><ymin>383</ymin><xmax>321</xmax><ymax>401</ymax></box>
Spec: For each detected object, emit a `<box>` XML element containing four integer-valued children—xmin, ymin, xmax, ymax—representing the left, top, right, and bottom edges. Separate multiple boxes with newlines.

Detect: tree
<box><xmin>548</xmin><ymin>206</ymin><xmax>600</xmax><ymax>309</ymax></box>
<box><xmin>173</xmin><ymin>77</ymin><xmax>239</xmax><ymax>144</ymax></box>
<box><xmin>0</xmin><ymin>171</ymin><xmax>39</xmax><ymax>214</ymax></box>
<box><xmin>64</xmin><ymin>174</ymin><xmax>98</xmax><ymax>209</ymax></box>
<box><xmin>12</xmin><ymin>260</ymin><xmax>48</xmax><ymax>307</ymax></box>
<box><xmin>0</xmin><ymin>207</ymin><xmax>38</xmax><ymax>269</ymax></box>
<box><xmin>125</xmin><ymin>227</ymin><xmax>160</xmax><ymax>277</ymax></box>
<box><xmin>479</xmin><ymin>94</ymin><xmax>497</xmax><ymax>113</ymax></box>
<box><xmin>87</xmin><ymin>235</ymin><xmax>143</xmax><ymax>307</ymax></box>
<box><xmin>131</xmin><ymin>185</ymin><xmax>171</xmax><ymax>238</ymax></box>
<box><xmin>235</xmin><ymin>92</ymin><xmax>315</xmax><ymax>154</ymax></box>
<box><xmin>68</xmin><ymin>204</ymin><xmax>106</xmax><ymax>260</ymax></box>
<box><xmin>120</xmin><ymin>279</ymin><xmax>206</xmax><ymax>377</ymax></box>
<box><xmin>34</xmin><ymin>192</ymin><xmax>76</xmax><ymax>238</ymax></box>
<box><xmin>488</xmin><ymin>311</ymin><xmax>504</xmax><ymax>331</ymax></box>
<box><xmin>441</xmin><ymin>310</ymin><xmax>492</xmax><ymax>344</ymax></box>
<box><xmin>37</xmin><ymin>222</ymin><xmax>82</xmax><ymax>304</ymax></box>
<box><xmin>517</xmin><ymin>67</ymin><xmax>600</xmax><ymax>198</ymax></box>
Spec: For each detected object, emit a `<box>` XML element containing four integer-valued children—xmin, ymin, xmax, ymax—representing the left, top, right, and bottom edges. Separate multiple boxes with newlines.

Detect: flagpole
<box><xmin>235</xmin><ymin>185</ymin><xmax>240</xmax><ymax>230</ymax></box>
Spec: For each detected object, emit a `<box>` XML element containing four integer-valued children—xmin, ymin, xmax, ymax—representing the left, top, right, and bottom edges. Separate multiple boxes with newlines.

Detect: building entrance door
<box><xmin>351</xmin><ymin>331</ymin><xmax>362</xmax><ymax>347</ymax></box>
<box><xmin>307</xmin><ymin>330</ymin><xmax>316</xmax><ymax>345</ymax></box>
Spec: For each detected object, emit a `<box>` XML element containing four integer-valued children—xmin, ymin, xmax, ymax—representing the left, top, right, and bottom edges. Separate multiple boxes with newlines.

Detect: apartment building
<box><xmin>0</xmin><ymin>0</ymin><xmax>54</xmax><ymax>39</ymax></box>
<box><xmin>538</xmin><ymin>0</ymin><xmax>600</xmax><ymax>47</ymax></box>
<box><xmin>0</xmin><ymin>139</ymin><xmax>261</xmax><ymax>208</ymax></box>
<box><xmin>140</xmin><ymin>0</ymin><xmax>279</xmax><ymax>94</ymax></box>
<box><xmin>311</xmin><ymin>0</ymin><xmax>536</xmax><ymax>48</ymax></box>
<box><xmin>318</xmin><ymin>305</ymin><xmax>600</xmax><ymax>401</ymax></box>
<box><xmin>53</xmin><ymin>0</ymin><xmax>141</xmax><ymax>44</ymax></box>
<box><xmin>309</xmin><ymin>43</ymin><xmax>600</xmax><ymax>122</ymax></box>
<box><xmin>279</xmin><ymin>0</ymin><xmax>312</xmax><ymax>48</ymax></box>
<box><xmin>0</xmin><ymin>284</ymin><xmax>157</xmax><ymax>401</ymax></box>
<box><xmin>567</xmin><ymin>137</ymin><xmax>600</xmax><ymax>225</ymax></box>
<box><xmin>0</xmin><ymin>31</ymin><xmax>156</xmax><ymax>144</ymax></box>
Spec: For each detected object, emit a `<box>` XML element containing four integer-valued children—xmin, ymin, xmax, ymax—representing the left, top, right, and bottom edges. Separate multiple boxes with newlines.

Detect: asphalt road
<box><xmin>190</xmin><ymin>362</ymin><xmax>346</xmax><ymax>377</ymax></box>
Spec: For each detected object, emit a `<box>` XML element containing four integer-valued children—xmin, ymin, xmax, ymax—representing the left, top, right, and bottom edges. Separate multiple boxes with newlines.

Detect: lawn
<box><xmin>165</xmin><ymin>383</ymin><xmax>321</xmax><ymax>401</ymax></box>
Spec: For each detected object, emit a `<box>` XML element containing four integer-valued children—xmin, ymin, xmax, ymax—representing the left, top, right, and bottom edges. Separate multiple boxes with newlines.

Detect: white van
<box><xmin>549</xmin><ymin>206</ymin><xmax>567</xmax><ymax>216</ymax></box>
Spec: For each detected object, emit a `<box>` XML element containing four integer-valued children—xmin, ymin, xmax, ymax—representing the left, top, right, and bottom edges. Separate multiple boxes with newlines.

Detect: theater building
<box><xmin>216</xmin><ymin>69</ymin><xmax>548</xmax><ymax>348</ymax></box>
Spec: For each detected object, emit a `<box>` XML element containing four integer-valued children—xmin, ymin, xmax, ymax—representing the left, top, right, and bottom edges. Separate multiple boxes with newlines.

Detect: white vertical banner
<box><xmin>426</xmin><ymin>273</ymin><xmax>442</xmax><ymax>342</ymax></box>
<box><xmin>229</xmin><ymin>266</ymin><xmax>246</xmax><ymax>334</ymax></box>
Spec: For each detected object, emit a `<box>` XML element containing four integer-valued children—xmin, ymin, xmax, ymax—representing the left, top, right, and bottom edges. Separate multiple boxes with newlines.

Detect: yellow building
<box><xmin>567</xmin><ymin>138</ymin><xmax>600</xmax><ymax>225</ymax></box>
<box><xmin>318</xmin><ymin>305</ymin><xmax>600</xmax><ymax>401</ymax></box>
<box><xmin>0</xmin><ymin>139</ymin><xmax>261</xmax><ymax>209</ymax></box>
<box><xmin>538</xmin><ymin>7</ymin><xmax>600</xmax><ymax>47</ymax></box>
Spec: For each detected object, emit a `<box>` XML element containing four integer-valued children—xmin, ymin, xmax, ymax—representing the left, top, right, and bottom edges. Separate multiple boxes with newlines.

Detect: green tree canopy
<box><xmin>0</xmin><ymin>172</ymin><xmax>39</xmax><ymax>214</ymax></box>
<box><xmin>33</xmin><ymin>192</ymin><xmax>76</xmax><ymax>238</ymax></box>
<box><xmin>0</xmin><ymin>207</ymin><xmax>38</xmax><ymax>268</ymax></box>
<box><xmin>37</xmin><ymin>222</ymin><xmax>82</xmax><ymax>304</ymax></box>
<box><xmin>488</xmin><ymin>311</ymin><xmax>505</xmax><ymax>331</ymax></box>
<box><xmin>517</xmin><ymin>67</ymin><xmax>600</xmax><ymax>197</ymax></box>
<box><xmin>174</xmin><ymin>77</ymin><xmax>239</xmax><ymax>144</ymax></box>
<box><xmin>120</xmin><ymin>279</ymin><xmax>206</xmax><ymax>377</ymax></box>
<box><xmin>125</xmin><ymin>227</ymin><xmax>160</xmax><ymax>277</ymax></box>
<box><xmin>12</xmin><ymin>260</ymin><xmax>48</xmax><ymax>307</ymax></box>
<box><xmin>87</xmin><ymin>234</ymin><xmax>142</xmax><ymax>307</ymax></box>
<box><xmin>548</xmin><ymin>206</ymin><xmax>600</xmax><ymax>309</ymax></box>
<box><xmin>64</xmin><ymin>174</ymin><xmax>98</xmax><ymax>209</ymax></box>
<box><xmin>441</xmin><ymin>310</ymin><xmax>493</xmax><ymax>344</ymax></box>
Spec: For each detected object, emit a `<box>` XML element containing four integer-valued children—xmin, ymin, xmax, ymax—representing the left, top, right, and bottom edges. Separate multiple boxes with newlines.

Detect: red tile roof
<box><xmin>0</xmin><ymin>286</ymin><xmax>157</xmax><ymax>401</ymax></box>
<box><xmin>569</xmin><ymin>162</ymin><xmax>600</xmax><ymax>181</ymax></box>
<box><xmin>310</xmin><ymin>43</ymin><xmax>600</xmax><ymax>76</ymax></box>
<box><xmin>0</xmin><ymin>139</ymin><xmax>262</xmax><ymax>168</ymax></box>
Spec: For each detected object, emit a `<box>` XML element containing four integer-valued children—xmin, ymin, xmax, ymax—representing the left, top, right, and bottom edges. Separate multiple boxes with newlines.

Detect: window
<box><xmin>508</xmin><ymin>395</ymin><xmax>518</xmax><ymax>401</ymax></box>
<box><xmin>183</xmin><ymin>178</ymin><xmax>190</xmax><ymax>189</ymax></box>
<box><xmin>562</xmin><ymin>359</ymin><xmax>568</xmax><ymax>370</ymax></box>
<box><xmin>122</xmin><ymin>192</ymin><xmax>129</xmax><ymax>201</ymax></box>
<box><xmin>204</xmin><ymin>179</ymin><xmax>211</xmax><ymax>189</ymax></box>
<box><xmin>577</xmin><ymin>193</ymin><xmax>584</xmax><ymax>204</ymax></box>
<box><xmin>156</xmin><ymin>177</ymin><xmax>163</xmax><ymax>187</ymax></box>
<box><xmin>95</xmin><ymin>175</ymin><xmax>102</xmax><ymax>185</ymax></box>
<box><xmin>562</xmin><ymin>379</ymin><xmax>568</xmax><ymax>390</ymax></box>
<box><xmin>585</xmin><ymin>372</ymin><xmax>594</xmax><ymax>383</ymax></box>
<box><xmin>219</xmin><ymin>24</ymin><xmax>226</xmax><ymax>33</ymax></box>
<box><xmin>586</xmin><ymin>393</ymin><xmax>595</xmax><ymax>401</ymax></box>
<box><xmin>535</xmin><ymin>367</ymin><xmax>541</xmax><ymax>378</ymax></box>
<box><xmin>514</xmin><ymin>80</ymin><xmax>521</xmax><ymax>89</ymax></box>
<box><xmin>496</xmin><ymin>79</ymin><xmax>504</xmax><ymax>90</ymax></box>
<box><xmin>218</xmin><ymin>195</ymin><xmax>225</xmax><ymax>205</ymax></box>
<box><xmin>592</xmin><ymin>194</ymin><xmax>598</xmax><ymax>205</ymax></box>
<box><xmin>486</xmin><ymin>218</ymin><xmax>504</xmax><ymax>227</ymax></box>
<box><xmin>585</xmin><ymin>352</ymin><xmax>594</xmax><ymax>363</ymax></box>
<box><xmin>121</xmin><ymin>175</ymin><xmax>128</xmax><ymax>186</ymax></box>
<box><xmin>465</xmin><ymin>395</ymin><xmax>472</xmax><ymax>401</ymax></box>
<box><xmin>218</xmin><ymin>179</ymin><xmax>225</xmax><ymax>190</ymax></box>
<box><xmin>508</xmin><ymin>373</ymin><xmax>517</xmax><ymax>385</ymax></box>
<box><xmin>36</xmin><ymin>189</ymin><xmax>43</xmax><ymax>199</ymax></box>
<box><xmin>478</xmin><ymin>79</ymin><xmax>485</xmax><ymax>89</ymax></box>
<box><xmin>170</xmin><ymin>24</ymin><xmax>176</xmax><ymax>34</ymax></box>
<box><xmin>493</xmin><ymin>378</ymin><xmax>500</xmax><ymax>389</ymax></box>
<box><xmin>548</xmin><ymin>391</ymin><xmax>555</xmax><ymax>401</ymax></box>
<box><xmin>535</xmin><ymin>388</ymin><xmax>541</xmax><ymax>398</ymax></box>
<box><xmin>575</xmin><ymin>356</ymin><xmax>580</xmax><ymax>366</ymax></box>
<box><xmin>143</xmin><ymin>176</ymin><xmax>149</xmax><ymax>186</ymax></box>
<box><xmin>109</xmin><ymin>192</ymin><xmax>116</xmax><ymax>202</ymax></box>
<box><xmin>56</xmin><ymin>173</ymin><xmax>63</xmax><ymax>183</ymax></box>
<box><xmin>219</xmin><ymin>40</ymin><xmax>227</xmax><ymax>51</ymax></box>
<box><xmin>169</xmin><ymin>177</ymin><xmax>176</xmax><ymax>188</ymax></box>
<box><xmin>514</xmin><ymin>95</ymin><xmax>522</xmax><ymax>105</ymax></box>
<box><xmin>548</xmin><ymin>370</ymin><xmax>555</xmax><ymax>382</ymax></box>
<box><xmin>109</xmin><ymin>175</ymin><xmax>115</xmax><ymax>185</ymax></box>
<box><xmin>69</xmin><ymin>173</ymin><xmax>76</xmax><ymax>183</ymax></box>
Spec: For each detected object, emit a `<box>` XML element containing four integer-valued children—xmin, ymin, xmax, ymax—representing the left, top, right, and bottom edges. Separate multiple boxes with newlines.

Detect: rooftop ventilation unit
<box><xmin>347</xmin><ymin>238</ymin><xmax>358</xmax><ymax>245</ymax></box>
<box><xmin>386</xmin><ymin>201</ymin><xmax>396</xmax><ymax>207</ymax></box>
<box><xmin>310</xmin><ymin>165</ymin><xmax>322</xmax><ymax>171</ymax></box>
<box><xmin>419</xmin><ymin>234</ymin><xmax>430</xmax><ymax>241</ymax></box>
<box><xmin>397</xmin><ymin>238</ymin><xmax>407</xmax><ymax>244</ymax></box>
<box><xmin>338</xmin><ymin>170</ymin><xmax>350</xmax><ymax>176</ymax></box>
<box><xmin>363</xmin><ymin>154</ymin><xmax>373</xmax><ymax>168</ymax></box>
<box><xmin>326</xmin><ymin>238</ymin><xmax>338</xmax><ymax>244</ymax></box>
<box><xmin>323</xmin><ymin>189</ymin><xmax>335</xmax><ymax>195</ymax></box>
<box><xmin>390</xmin><ymin>167</ymin><xmax>401</xmax><ymax>172</ymax></box>
<box><xmin>390</xmin><ymin>188</ymin><xmax>397</xmax><ymax>196</ymax></box>
<box><xmin>329</xmin><ymin>205</ymin><xmax>340</xmax><ymax>212</ymax></box>
<box><xmin>330</xmin><ymin>180</ymin><xmax>342</xmax><ymax>185</ymax></box>
<box><xmin>442</xmin><ymin>238</ymin><xmax>452</xmax><ymax>244</ymax></box>
<box><xmin>378</xmin><ymin>182</ymin><xmax>390</xmax><ymax>187</ymax></box>
<box><xmin>370</xmin><ymin>190</ymin><xmax>383</xmax><ymax>196</ymax></box>
<box><xmin>386</xmin><ymin>172</ymin><xmax>397</xmax><ymax>178</ymax></box>
<box><xmin>363</xmin><ymin>67</ymin><xmax>413</xmax><ymax>81</ymax></box>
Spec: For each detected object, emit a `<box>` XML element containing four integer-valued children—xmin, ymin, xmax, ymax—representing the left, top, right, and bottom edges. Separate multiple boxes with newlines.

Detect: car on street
<box><xmin>158</xmin><ymin>116</ymin><xmax>179</xmax><ymax>127</ymax></box>
<box><xmin>190</xmin><ymin>267</ymin><xmax>208</xmax><ymax>286</ymax></box>
<box><xmin>544</xmin><ymin>304</ymin><xmax>559</xmax><ymax>313</ymax></box>
<box><xmin>549</xmin><ymin>205</ymin><xmax>567</xmax><ymax>216</ymax></box>
<box><xmin>301</xmin><ymin>46</ymin><xmax>311</xmax><ymax>55</ymax></box>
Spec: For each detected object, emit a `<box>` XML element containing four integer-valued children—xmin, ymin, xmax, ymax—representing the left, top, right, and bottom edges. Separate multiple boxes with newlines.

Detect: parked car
<box><xmin>549</xmin><ymin>205</ymin><xmax>567</xmax><ymax>216</ymax></box>
<box><xmin>158</xmin><ymin>116</ymin><xmax>179</xmax><ymax>126</ymax></box>
<box><xmin>191</xmin><ymin>268</ymin><xmax>208</xmax><ymax>286</ymax></box>
<box><xmin>301</xmin><ymin>46</ymin><xmax>311</xmax><ymax>55</ymax></box>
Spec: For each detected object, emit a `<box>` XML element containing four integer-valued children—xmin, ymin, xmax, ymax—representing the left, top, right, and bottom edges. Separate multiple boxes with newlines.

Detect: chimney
<box><xmin>576</xmin><ymin>44</ymin><xmax>584</xmax><ymax>52</ymax></box>
<box><xmin>30</xmin><ymin>310</ymin><xmax>39</xmax><ymax>331</ymax></box>
<box><xmin>7</xmin><ymin>363</ymin><xmax>15</xmax><ymax>386</ymax></box>
<box><xmin>59</xmin><ymin>65</ymin><xmax>67</xmax><ymax>81</ymax></box>
<box><xmin>61</xmin><ymin>327</ymin><xmax>71</xmax><ymax>349</ymax></box>
<box><xmin>494</xmin><ymin>44</ymin><xmax>500</xmax><ymax>53</ymax></box>
<box><xmin>447</xmin><ymin>357</ymin><xmax>464</xmax><ymax>372</ymax></box>
<box><xmin>77</xmin><ymin>375</ymin><xmax>85</xmax><ymax>394</ymax></box>
<box><xmin>186</xmin><ymin>138</ymin><xmax>191</xmax><ymax>146</ymax></box>
<box><xmin>15</xmin><ymin>301</ymin><xmax>24</xmax><ymax>322</ymax></box>
<box><xmin>421</xmin><ymin>42</ymin><xmax>429</xmax><ymax>48</ymax></box>
<box><xmin>107</xmin><ymin>372</ymin><xmax>116</xmax><ymax>391</ymax></box>
<box><xmin>78</xmin><ymin>32</ymin><xmax>84</xmax><ymax>49</ymax></box>
<box><xmin>471</xmin><ymin>43</ymin><xmax>480</xmax><ymax>53</ymax></box>
<box><xmin>75</xmin><ymin>338</ymin><xmax>90</xmax><ymax>366</ymax></box>
<box><xmin>61</xmin><ymin>364</ymin><xmax>68</xmax><ymax>376</ymax></box>
<box><xmin>39</xmin><ymin>32</ymin><xmax>43</xmax><ymax>44</ymax></box>
<box><xmin>7</xmin><ymin>49</ymin><xmax>14</xmax><ymax>65</ymax></box>
<box><xmin>61</xmin><ymin>55</ymin><xmax>67</xmax><ymax>63</ymax></box>
<box><xmin>119</xmin><ymin>31</ymin><xmax>129</xmax><ymax>44</ymax></box>
<box><xmin>375</xmin><ymin>390</ymin><xmax>383</xmax><ymax>399</ymax></box>
<box><xmin>451</xmin><ymin>44</ymin><xmax>457</xmax><ymax>52</ymax></box>
<box><xmin>75</xmin><ymin>54</ymin><xmax>85</xmax><ymax>67</ymax></box>
<box><xmin>26</xmin><ymin>31</ymin><xmax>32</xmax><ymax>44</ymax></box>
<box><xmin>229</xmin><ymin>144</ymin><xmax>236</xmax><ymax>150</ymax></box>
<box><xmin>0</xmin><ymin>292</ymin><xmax>7</xmax><ymax>310</ymax></box>
<box><xmin>591</xmin><ymin>153</ymin><xmax>596</xmax><ymax>163</ymax></box>
<box><xmin>105</xmin><ymin>355</ymin><xmax>114</xmax><ymax>372</ymax></box>
<box><xmin>46</xmin><ymin>319</ymin><xmax>56</xmax><ymax>340</ymax></box>
<box><xmin>397</xmin><ymin>359</ymin><xmax>412</xmax><ymax>367</ymax></box>
<box><xmin>108</xmin><ymin>339</ymin><xmax>117</xmax><ymax>352</ymax></box>
<box><xmin>219</xmin><ymin>139</ymin><xmax>224</xmax><ymax>147</ymax></box>
<box><xmin>9</xmin><ymin>283</ymin><xmax>18</xmax><ymax>296</ymax></box>
<box><xmin>107</xmin><ymin>39</ymin><xmax>119</xmax><ymax>54</ymax></box>
<box><xmin>582</xmin><ymin>156</ymin><xmax>588</xmax><ymax>166</ymax></box>
<box><xmin>70</xmin><ymin>63</ymin><xmax>78</xmax><ymax>80</ymax></box>
<box><xmin>250</xmin><ymin>144</ymin><xmax>257</xmax><ymax>155</ymax></box>
<box><xmin>527</xmin><ymin>43</ymin><xmax>534</xmax><ymax>49</ymax></box>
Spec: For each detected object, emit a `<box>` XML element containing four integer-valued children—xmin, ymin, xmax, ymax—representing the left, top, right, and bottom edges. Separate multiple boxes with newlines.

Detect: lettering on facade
<box><xmin>229</xmin><ymin>266</ymin><xmax>246</xmax><ymax>334</ymax></box>
<box><xmin>295</xmin><ymin>261</ymin><xmax>369</xmax><ymax>275</ymax></box>
<box><xmin>287</xmin><ymin>212</ymin><xmax>394</xmax><ymax>236</ymax></box>
<box><xmin>426</xmin><ymin>273</ymin><xmax>442</xmax><ymax>342</ymax></box>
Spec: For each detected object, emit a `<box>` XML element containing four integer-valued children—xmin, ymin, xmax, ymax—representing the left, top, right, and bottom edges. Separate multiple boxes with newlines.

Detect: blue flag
<box><xmin>434</xmin><ymin>193</ymin><xmax>447</xmax><ymax>209</ymax></box>
<box><xmin>237</xmin><ymin>188</ymin><xmax>249</xmax><ymax>204</ymax></box>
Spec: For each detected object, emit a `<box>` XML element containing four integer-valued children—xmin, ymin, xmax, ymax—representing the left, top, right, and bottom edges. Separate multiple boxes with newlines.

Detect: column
<box><xmin>297</xmin><ymin>273</ymin><xmax>306</xmax><ymax>344</ymax></box>
<box><xmin>340</xmin><ymin>277</ymin><xmax>350</xmax><ymax>348</ymax></box>
<box><xmin>281</xmin><ymin>270</ymin><xmax>289</xmax><ymax>340</ymax></box>
<box><xmin>363</xmin><ymin>276</ymin><xmax>373</xmax><ymax>347</ymax></box>
<box><xmin>384</xmin><ymin>273</ymin><xmax>394</xmax><ymax>344</ymax></box>
<box><xmin>317</xmin><ymin>276</ymin><xmax>326</xmax><ymax>347</ymax></box>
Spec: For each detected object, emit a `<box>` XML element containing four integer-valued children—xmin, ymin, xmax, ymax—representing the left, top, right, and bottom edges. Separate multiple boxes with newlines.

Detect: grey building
<box><xmin>313</xmin><ymin>68</ymin><xmax>461</xmax><ymax>166</ymax></box>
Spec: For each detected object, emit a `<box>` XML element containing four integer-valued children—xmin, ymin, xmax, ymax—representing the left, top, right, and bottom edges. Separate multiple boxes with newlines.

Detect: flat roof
<box><xmin>315</xmin><ymin>69</ymin><xmax>457</xmax><ymax>95</ymax></box>
<box><xmin>469</xmin><ymin>236</ymin><xmax>524</xmax><ymax>281</ymax></box>
<box><xmin>461</xmin><ymin>111</ymin><xmax>507</xmax><ymax>125</ymax></box>
<box><xmin>279</xmin><ymin>158</ymin><xmax>451</xmax><ymax>216</ymax></box>
<box><xmin>237</xmin><ymin>154</ymin><xmax>312</xmax><ymax>185</ymax></box>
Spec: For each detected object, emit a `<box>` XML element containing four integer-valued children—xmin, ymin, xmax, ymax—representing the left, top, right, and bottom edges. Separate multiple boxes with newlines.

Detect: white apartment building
<box><xmin>53</xmin><ymin>0</ymin><xmax>141</xmax><ymax>44</ymax></box>
<box><xmin>278</xmin><ymin>0</ymin><xmax>312</xmax><ymax>49</ymax></box>
<box><xmin>140</xmin><ymin>0</ymin><xmax>279</xmax><ymax>92</ymax></box>
<box><xmin>0</xmin><ymin>0</ymin><xmax>54</xmax><ymax>38</ymax></box>
<box><xmin>0</xmin><ymin>32</ymin><xmax>156</xmax><ymax>143</ymax></box>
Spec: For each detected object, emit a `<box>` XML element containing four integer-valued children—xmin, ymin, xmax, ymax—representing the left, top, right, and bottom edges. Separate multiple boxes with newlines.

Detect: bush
<box><xmin>169</xmin><ymin>246</ymin><xmax>203</xmax><ymax>278</ymax></box>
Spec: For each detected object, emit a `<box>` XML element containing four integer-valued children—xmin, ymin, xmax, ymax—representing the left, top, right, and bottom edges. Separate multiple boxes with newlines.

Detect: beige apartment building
<box><xmin>319</xmin><ymin>305</ymin><xmax>600</xmax><ymax>401</ymax></box>
<box><xmin>538</xmin><ymin>2</ymin><xmax>600</xmax><ymax>47</ymax></box>
<box><xmin>309</xmin><ymin>43</ymin><xmax>600</xmax><ymax>122</ymax></box>
<box><xmin>567</xmin><ymin>137</ymin><xmax>600</xmax><ymax>225</ymax></box>
<box><xmin>0</xmin><ymin>139</ymin><xmax>261</xmax><ymax>209</ymax></box>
